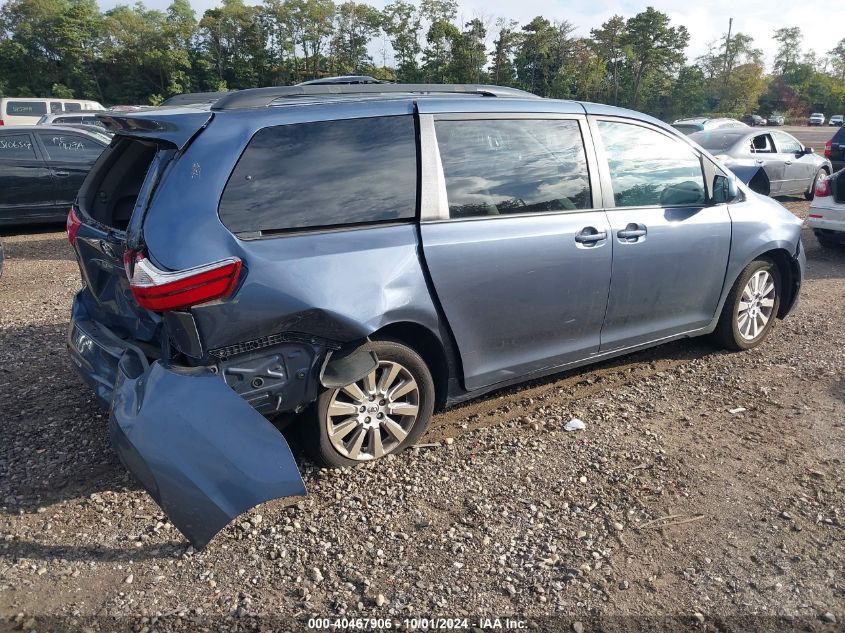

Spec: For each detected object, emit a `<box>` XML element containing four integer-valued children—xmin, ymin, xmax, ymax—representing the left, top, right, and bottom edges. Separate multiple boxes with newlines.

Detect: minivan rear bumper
<box><xmin>67</xmin><ymin>293</ymin><xmax>146</xmax><ymax>407</ymax></box>
<box><xmin>67</xmin><ymin>292</ymin><xmax>308</xmax><ymax>548</ymax></box>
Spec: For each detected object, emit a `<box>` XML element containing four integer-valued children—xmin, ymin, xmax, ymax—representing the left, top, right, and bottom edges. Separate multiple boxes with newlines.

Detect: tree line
<box><xmin>2</xmin><ymin>0</ymin><xmax>844</xmax><ymax>120</ymax></box>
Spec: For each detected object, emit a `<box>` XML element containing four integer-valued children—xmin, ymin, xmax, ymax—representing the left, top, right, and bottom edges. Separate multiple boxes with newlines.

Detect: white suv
<box><xmin>808</xmin><ymin>113</ymin><xmax>826</xmax><ymax>126</ymax></box>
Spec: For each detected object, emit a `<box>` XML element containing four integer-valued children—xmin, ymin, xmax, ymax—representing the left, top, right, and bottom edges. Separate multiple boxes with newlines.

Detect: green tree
<box><xmin>331</xmin><ymin>1</ymin><xmax>380</xmax><ymax>74</ymax></box>
<box><xmin>772</xmin><ymin>27</ymin><xmax>802</xmax><ymax>76</ymax></box>
<box><xmin>382</xmin><ymin>0</ymin><xmax>421</xmax><ymax>81</ymax></box>
<box><xmin>828</xmin><ymin>38</ymin><xmax>845</xmax><ymax>80</ymax></box>
<box><xmin>622</xmin><ymin>7</ymin><xmax>688</xmax><ymax>109</ymax></box>
<box><xmin>590</xmin><ymin>15</ymin><xmax>626</xmax><ymax>105</ymax></box>
<box><xmin>489</xmin><ymin>18</ymin><xmax>519</xmax><ymax>85</ymax></box>
<box><xmin>420</xmin><ymin>0</ymin><xmax>457</xmax><ymax>82</ymax></box>
<box><xmin>514</xmin><ymin>16</ymin><xmax>555</xmax><ymax>95</ymax></box>
<box><xmin>450</xmin><ymin>17</ymin><xmax>487</xmax><ymax>83</ymax></box>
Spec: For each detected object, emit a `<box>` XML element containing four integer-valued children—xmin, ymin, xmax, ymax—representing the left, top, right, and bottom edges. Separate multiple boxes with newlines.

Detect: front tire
<box><xmin>714</xmin><ymin>258</ymin><xmax>781</xmax><ymax>351</ymax></box>
<box><xmin>304</xmin><ymin>339</ymin><xmax>435</xmax><ymax>468</ymax></box>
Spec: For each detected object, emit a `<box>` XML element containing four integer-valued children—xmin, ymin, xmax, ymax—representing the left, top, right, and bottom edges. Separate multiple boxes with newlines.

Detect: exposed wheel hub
<box><xmin>325</xmin><ymin>360</ymin><xmax>420</xmax><ymax>461</ymax></box>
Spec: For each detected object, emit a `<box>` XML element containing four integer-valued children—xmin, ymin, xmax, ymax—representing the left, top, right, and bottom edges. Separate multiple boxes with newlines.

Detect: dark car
<box><xmin>742</xmin><ymin>114</ymin><xmax>766</xmax><ymax>126</ymax></box>
<box><xmin>0</xmin><ymin>125</ymin><xmax>109</xmax><ymax>225</ymax></box>
<box><xmin>825</xmin><ymin>125</ymin><xmax>845</xmax><ymax>172</ymax></box>
<box><xmin>690</xmin><ymin>128</ymin><xmax>831</xmax><ymax>199</ymax></box>
<box><xmin>67</xmin><ymin>83</ymin><xmax>805</xmax><ymax>548</ymax></box>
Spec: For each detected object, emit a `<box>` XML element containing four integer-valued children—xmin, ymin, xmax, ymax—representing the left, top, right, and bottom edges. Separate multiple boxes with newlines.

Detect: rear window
<box><xmin>6</xmin><ymin>101</ymin><xmax>48</xmax><ymax>116</ymax></box>
<box><xmin>219</xmin><ymin>115</ymin><xmax>417</xmax><ymax>234</ymax></box>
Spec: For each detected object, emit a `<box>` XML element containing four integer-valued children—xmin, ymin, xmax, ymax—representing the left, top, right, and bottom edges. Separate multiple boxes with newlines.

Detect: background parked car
<box><xmin>0</xmin><ymin>125</ymin><xmax>109</xmax><ymax>225</ymax></box>
<box><xmin>742</xmin><ymin>114</ymin><xmax>766</xmax><ymax>126</ymax></box>
<box><xmin>808</xmin><ymin>113</ymin><xmax>826</xmax><ymax>126</ymax></box>
<box><xmin>767</xmin><ymin>114</ymin><xmax>785</xmax><ymax>126</ymax></box>
<box><xmin>0</xmin><ymin>98</ymin><xmax>105</xmax><ymax>126</ymax></box>
<box><xmin>690</xmin><ymin>127</ymin><xmax>831</xmax><ymax>198</ymax></box>
<box><xmin>671</xmin><ymin>117</ymin><xmax>747</xmax><ymax>135</ymax></box>
<box><xmin>824</xmin><ymin>124</ymin><xmax>845</xmax><ymax>172</ymax></box>
<box><xmin>829</xmin><ymin>115</ymin><xmax>843</xmax><ymax>127</ymax></box>
<box><xmin>37</xmin><ymin>110</ymin><xmax>110</xmax><ymax>130</ymax></box>
<box><xmin>808</xmin><ymin>169</ymin><xmax>845</xmax><ymax>247</ymax></box>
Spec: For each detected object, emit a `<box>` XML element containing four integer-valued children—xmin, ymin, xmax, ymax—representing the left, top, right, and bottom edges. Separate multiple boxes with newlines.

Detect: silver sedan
<box><xmin>690</xmin><ymin>128</ymin><xmax>832</xmax><ymax>199</ymax></box>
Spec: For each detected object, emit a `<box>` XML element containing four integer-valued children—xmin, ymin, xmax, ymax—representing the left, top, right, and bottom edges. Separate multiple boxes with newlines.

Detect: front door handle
<box><xmin>617</xmin><ymin>228</ymin><xmax>647</xmax><ymax>239</ymax></box>
<box><xmin>617</xmin><ymin>223</ymin><xmax>647</xmax><ymax>241</ymax></box>
<box><xmin>575</xmin><ymin>227</ymin><xmax>607</xmax><ymax>244</ymax></box>
<box><xmin>784</xmin><ymin>160</ymin><xmax>792</xmax><ymax>165</ymax></box>
<box><xmin>54</xmin><ymin>170</ymin><xmax>70</xmax><ymax>177</ymax></box>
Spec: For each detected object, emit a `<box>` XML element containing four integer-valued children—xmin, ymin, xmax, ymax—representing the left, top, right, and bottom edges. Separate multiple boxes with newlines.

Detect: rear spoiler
<box><xmin>97</xmin><ymin>109</ymin><xmax>213</xmax><ymax>150</ymax></box>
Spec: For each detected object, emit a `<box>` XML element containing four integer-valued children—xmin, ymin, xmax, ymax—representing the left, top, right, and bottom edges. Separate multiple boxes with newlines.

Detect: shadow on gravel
<box><xmin>0</xmin><ymin>235</ymin><xmax>75</xmax><ymax>262</ymax></box>
<box><xmin>0</xmin><ymin>222</ymin><xmax>65</xmax><ymax>237</ymax></box>
<box><xmin>1</xmin><ymin>539</ymin><xmax>186</xmax><ymax>562</ymax></box>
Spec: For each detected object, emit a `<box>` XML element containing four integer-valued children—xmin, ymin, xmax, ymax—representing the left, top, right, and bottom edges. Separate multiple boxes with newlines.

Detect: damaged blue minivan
<box><xmin>66</xmin><ymin>83</ymin><xmax>805</xmax><ymax>548</ymax></box>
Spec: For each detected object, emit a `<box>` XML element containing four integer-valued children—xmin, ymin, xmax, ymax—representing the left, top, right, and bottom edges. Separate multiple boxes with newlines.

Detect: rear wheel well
<box><xmin>371</xmin><ymin>322</ymin><xmax>449</xmax><ymax>410</ymax></box>
<box><xmin>759</xmin><ymin>248</ymin><xmax>798</xmax><ymax>318</ymax></box>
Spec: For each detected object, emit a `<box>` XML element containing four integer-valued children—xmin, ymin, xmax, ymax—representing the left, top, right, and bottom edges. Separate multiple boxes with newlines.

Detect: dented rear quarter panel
<box><xmin>141</xmin><ymin>100</ymin><xmax>445</xmax><ymax>354</ymax></box>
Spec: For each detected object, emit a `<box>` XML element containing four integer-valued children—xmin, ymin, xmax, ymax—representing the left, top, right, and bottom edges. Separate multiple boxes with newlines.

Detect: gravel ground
<box><xmin>1</xmin><ymin>199</ymin><xmax>844</xmax><ymax>632</ymax></box>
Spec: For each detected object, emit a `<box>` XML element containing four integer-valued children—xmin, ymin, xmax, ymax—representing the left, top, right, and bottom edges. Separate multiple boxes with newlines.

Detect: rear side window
<box><xmin>64</xmin><ymin>102</ymin><xmax>82</xmax><ymax>112</ymax></box>
<box><xmin>37</xmin><ymin>132</ymin><xmax>104</xmax><ymax>162</ymax></box>
<box><xmin>597</xmin><ymin>121</ymin><xmax>705</xmax><ymax>208</ymax></box>
<box><xmin>6</xmin><ymin>101</ymin><xmax>48</xmax><ymax>116</ymax></box>
<box><xmin>435</xmin><ymin>119</ymin><xmax>591</xmax><ymax>218</ymax></box>
<box><xmin>219</xmin><ymin>115</ymin><xmax>417</xmax><ymax>234</ymax></box>
<box><xmin>50</xmin><ymin>102</ymin><xmax>63</xmax><ymax>113</ymax></box>
<box><xmin>0</xmin><ymin>134</ymin><xmax>36</xmax><ymax>159</ymax></box>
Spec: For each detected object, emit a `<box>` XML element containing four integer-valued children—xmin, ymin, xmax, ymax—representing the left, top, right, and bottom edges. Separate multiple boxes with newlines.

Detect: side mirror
<box><xmin>803</xmin><ymin>146</ymin><xmax>814</xmax><ymax>155</ymax></box>
<box><xmin>713</xmin><ymin>174</ymin><xmax>738</xmax><ymax>204</ymax></box>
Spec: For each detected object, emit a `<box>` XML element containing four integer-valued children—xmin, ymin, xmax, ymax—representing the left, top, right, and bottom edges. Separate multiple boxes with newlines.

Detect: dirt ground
<box><xmin>0</xmin><ymin>198</ymin><xmax>843</xmax><ymax>632</ymax></box>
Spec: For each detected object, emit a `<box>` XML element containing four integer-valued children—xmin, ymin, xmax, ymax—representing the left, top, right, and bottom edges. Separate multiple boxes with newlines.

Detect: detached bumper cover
<box><xmin>68</xmin><ymin>295</ymin><xmax>308</xmax><ymax>549</ymax></box>
<box><xmin>110</xmin><ymin>352</ymin><xmax>306</xmax><ymax>548</ymax></box>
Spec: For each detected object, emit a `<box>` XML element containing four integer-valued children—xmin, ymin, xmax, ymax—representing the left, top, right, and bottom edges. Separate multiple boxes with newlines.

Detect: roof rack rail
<box><xmin>211</xmin><ymin>83</ymin><xmax>538</xmax><ymax>111</ymax></box>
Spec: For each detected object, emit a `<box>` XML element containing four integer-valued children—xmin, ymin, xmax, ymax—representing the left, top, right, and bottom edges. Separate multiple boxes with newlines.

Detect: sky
<box><xmin>99</xmin><ymin>0</ymin><xmax>845</xmax><ymax>72</ymax></box>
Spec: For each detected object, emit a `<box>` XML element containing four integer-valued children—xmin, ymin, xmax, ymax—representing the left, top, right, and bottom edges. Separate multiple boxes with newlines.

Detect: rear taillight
<box><xmin>824</xmin><ymin>139</ymin><xmax>832</xmax><ymax>158</ymax></box>
<box><xmin>127</xmin><ymin>253</ymin><xmax>242</xmax><ymax>311</ymax></box>
<box><xmin>815</xmin><ymin>175</ymin><xmax>831</xmax><ymax>198</ymax></box>
<box><xmin>66</xmin><ymin>207</ymin><xmax>81</xmax><ymax>245</ymax></box>
<box><xmin>0</xmin><ymin>119</ymin><xmax>4</xmax><ymax>126</ymax></box>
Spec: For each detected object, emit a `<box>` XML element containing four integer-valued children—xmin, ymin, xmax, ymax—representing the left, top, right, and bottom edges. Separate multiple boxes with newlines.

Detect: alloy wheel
<box><xmin>736</xmin><ymin>269</ymin><xmax>776</xmax><ymax>341</ymax></box>
<box><xmin>324</xmin><ymin>361</ymin><xmax>420</xmax><ymax>461</ymax></box>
